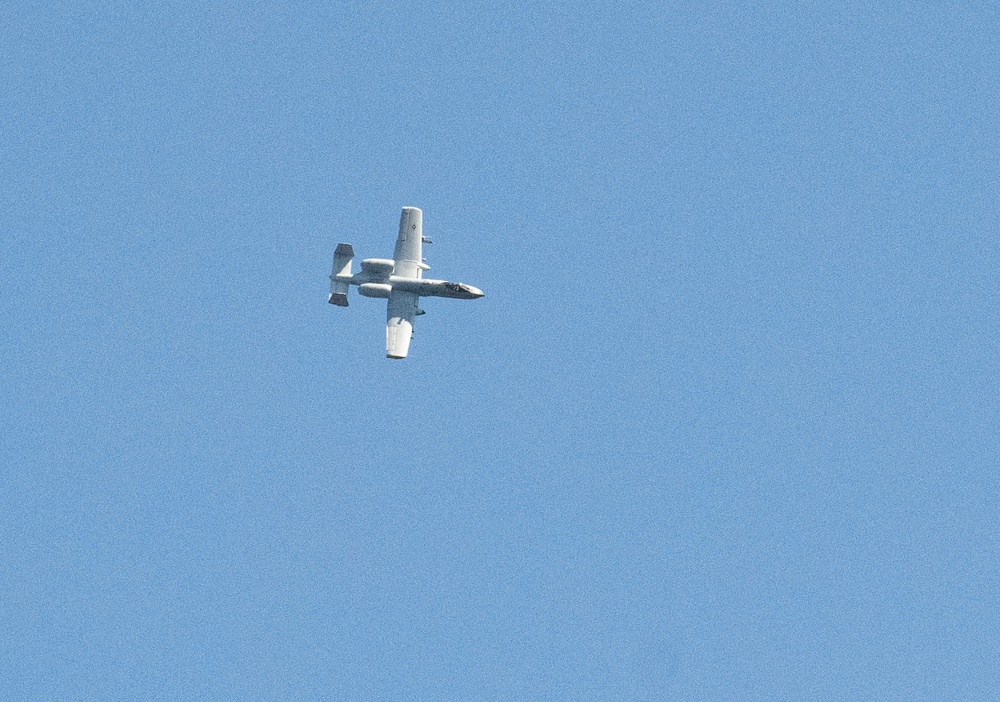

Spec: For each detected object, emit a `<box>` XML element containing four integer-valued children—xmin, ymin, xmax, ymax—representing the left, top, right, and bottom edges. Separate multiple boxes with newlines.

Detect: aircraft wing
<box><xmin>386</xmin><ymin>289</ymin><xmax>419</xmax><ymax>359</ymax></box>
<box><xmin>392</xmin><ymin>207</ymin><xmax>424</xmax><ymax>278</ymax></box>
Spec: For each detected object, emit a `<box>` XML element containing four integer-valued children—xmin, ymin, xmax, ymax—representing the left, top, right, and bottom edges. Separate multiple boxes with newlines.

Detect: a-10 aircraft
<box><xmin>328</xmin><ymin>207</ymin><xmax>484</xmax><ymax>359</ymax></box>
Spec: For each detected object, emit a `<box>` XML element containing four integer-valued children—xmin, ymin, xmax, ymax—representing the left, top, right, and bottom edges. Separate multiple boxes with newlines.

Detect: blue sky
<box><xmin>2</xmin><ymin>1</ymin><xmax>997</xmax><ymax>699</ymax></box>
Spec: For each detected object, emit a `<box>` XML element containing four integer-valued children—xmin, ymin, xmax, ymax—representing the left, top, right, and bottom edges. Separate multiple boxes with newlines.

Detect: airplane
<box><xmin>328</xmin><ymin>207</ymin><xmax>484</xmax><ymax>359</ymax></box>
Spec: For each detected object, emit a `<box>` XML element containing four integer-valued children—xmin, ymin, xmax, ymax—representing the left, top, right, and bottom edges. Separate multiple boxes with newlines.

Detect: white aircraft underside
<box><xmin>328</xmin><ymin>207</ymin><xmax>483</xmax><ymax>359</ymax></box>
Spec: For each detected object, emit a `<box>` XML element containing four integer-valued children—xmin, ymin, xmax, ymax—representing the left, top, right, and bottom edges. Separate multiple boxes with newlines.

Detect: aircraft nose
<box><xmin>469</xmin><ymin>286</ymin><xmax>484</xmax><ymax>298</ymax></box>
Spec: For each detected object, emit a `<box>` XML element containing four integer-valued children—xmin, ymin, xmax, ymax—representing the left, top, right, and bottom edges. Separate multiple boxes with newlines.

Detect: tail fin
<box><xmin>329</xmin><ymin>243</ymin><xmax>354</xmax><ymax>306</ymax></box>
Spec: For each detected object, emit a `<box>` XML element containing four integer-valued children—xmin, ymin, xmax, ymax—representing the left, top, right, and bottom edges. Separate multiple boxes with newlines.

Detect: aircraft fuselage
<box><xmin>335</xmin><ymin>273</ymin><xmax>483</xmax><ymax>300</ymax></box>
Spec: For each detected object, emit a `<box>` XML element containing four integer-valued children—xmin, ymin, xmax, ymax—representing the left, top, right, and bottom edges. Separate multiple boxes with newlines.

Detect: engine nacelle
<box><xmin>358</xmin><ymin>283</ymin><xmax>392</xmax><ymax>299</ymax></box>
<box><xmin>360</xmin><ymin>258</ymin><xmax>395</xmax><ymax>280</ymax></box>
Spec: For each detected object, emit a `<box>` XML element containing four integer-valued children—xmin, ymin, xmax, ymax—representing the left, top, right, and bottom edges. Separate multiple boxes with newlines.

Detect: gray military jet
<box><xmin>329</xmin><ymin>207</ymin><xmax>484</xmax><ymax>359</ymax></box>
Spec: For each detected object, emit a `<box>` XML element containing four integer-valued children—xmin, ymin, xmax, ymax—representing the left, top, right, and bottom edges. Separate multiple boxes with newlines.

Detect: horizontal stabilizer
<box><xmin>330</xmin><ymin>243</ymin><xmax>354</xmax><ymax>306</ymax></box>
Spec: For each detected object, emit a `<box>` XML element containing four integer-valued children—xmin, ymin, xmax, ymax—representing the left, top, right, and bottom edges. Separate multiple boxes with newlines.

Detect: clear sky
<box><xmin>2</xmin><ymin>1</ymin><xmax>997</xmax><ymax>699</ymax></box>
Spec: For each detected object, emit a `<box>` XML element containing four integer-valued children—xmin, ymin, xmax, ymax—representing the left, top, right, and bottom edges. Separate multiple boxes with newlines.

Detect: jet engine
<box><xmin>358</xmin><ymin>283</ymin><xmax>392</xmax><ymax>299</ymax></box>
<box><xmin>360</xmin><ymin>258</ymin><xmax>394</xmax><ymax>280</ymax></box>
